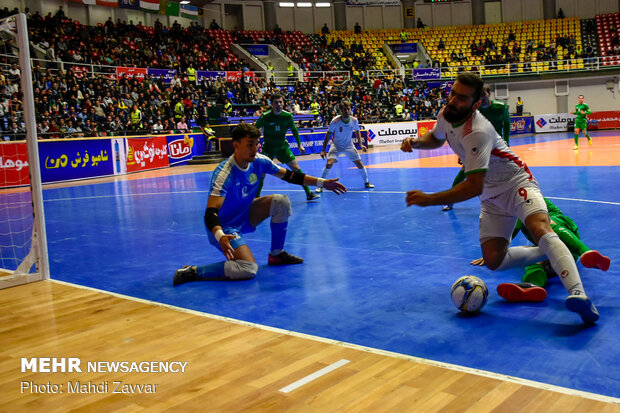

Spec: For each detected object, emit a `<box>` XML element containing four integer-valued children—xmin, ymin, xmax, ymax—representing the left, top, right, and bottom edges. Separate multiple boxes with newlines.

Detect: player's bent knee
<box><xmin>270</xmin><ymin>194</ymin><xmax>292</xmax><ymax>223</ymax></box>
<box><xmin>482</xmin><ymin>250</ymin><xmax>504</xmax><ymax>271</ymax></box>
<box><xmin>485</xmin><ymin>259</ymin><xmax>502</xmax><ymax>271</ymax></box>
<box><xmin>224</xmin><ymin>260</ymin><xmax>258</xmax><ymax>280</ymax></box>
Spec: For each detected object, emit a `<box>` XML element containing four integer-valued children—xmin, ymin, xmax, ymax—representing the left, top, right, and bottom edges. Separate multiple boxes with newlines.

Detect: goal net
<box><xmin>0</xmin><ymin>13</ymin><xmax>49</xmax><ymax>288</ymax></box>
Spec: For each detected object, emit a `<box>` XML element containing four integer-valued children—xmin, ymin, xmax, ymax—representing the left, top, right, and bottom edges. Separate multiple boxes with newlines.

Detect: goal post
<box><xmin>0</xmin><ymin>13</ymin><xmax>50</xmax><ymax>288</ymax></box>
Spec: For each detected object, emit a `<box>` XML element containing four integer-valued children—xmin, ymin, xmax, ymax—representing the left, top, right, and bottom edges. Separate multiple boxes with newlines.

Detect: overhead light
<box><xmin>180</xmin><ymin>1</ymin><xmax>190</xmax><ymax>4</ymax></box>
<box><xmin>315</xmin><ymin>2</ymin><xmax>331</xmax><ymax>6</ymax></box>
<box><xmin>279</xmin><ymin>2</ymin><xmax>295</xmax><ymax>6</ymax></box>
<box><xmin>297</xmin><ymin>2</ymin><xmax>312</xmax><ymax>6</ymax></box>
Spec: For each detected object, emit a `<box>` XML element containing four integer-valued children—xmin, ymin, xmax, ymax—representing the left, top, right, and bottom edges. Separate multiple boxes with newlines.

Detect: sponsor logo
<box><xmin>368</xmin><ymin>129</ymin><xmax>376</xmax><ymax>142</ymax></box>
<box><xmin>536</xmin><ymin>118</ymin><xmax>547</xmax><ymax>128</ymax></box>
<box><xmin>168</xmin><ymin>139</ymin><xmax>192</xmax><ymax>159</ymax></box>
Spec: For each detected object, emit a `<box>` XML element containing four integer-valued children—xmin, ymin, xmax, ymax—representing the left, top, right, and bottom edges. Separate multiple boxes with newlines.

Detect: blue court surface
<box><xmin>43</xmin><ymin>131</ymin><xmax>620</xmax><ymax>398</ymax></box>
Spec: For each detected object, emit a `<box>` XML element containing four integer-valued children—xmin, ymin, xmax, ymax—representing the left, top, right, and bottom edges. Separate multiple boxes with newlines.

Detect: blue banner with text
<box><xmin>39</xmin><ymin>139</ymin><xmax>114</xmax><ymax>183</ymax></box>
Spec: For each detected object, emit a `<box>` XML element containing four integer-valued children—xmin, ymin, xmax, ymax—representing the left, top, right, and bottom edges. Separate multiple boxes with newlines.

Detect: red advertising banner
<box><xmin>126</xmin><ymin>137</ymin><xmax>169</xmax><ymax>173</ymax></box>
<box><xmin>587</xmin><ymin>111</ymin><xmax>620</xmax><ymax>130</ymax></box>
<box><xmin>0</xmin><ymin>142</ymin><xmax>30</xmax><ymax>187</ymax></box>
<box><xmin>226</xmin><ymin>71</ymin><xmax>256</xmax><ymax>81</ymax></box>
<box><xmin>226</xmin><ymin>71</ymin><xmax>242</xmax><ymax>81</ymax></box>
<box><xmin>115</xmin><ymin>67</ymin><xmax>148</xmax><ymax>81</ymax></box>
<box><xmin>417</xmin><ymin>120</ymin><xmax>437</xmax><ymax>137</ymax></box>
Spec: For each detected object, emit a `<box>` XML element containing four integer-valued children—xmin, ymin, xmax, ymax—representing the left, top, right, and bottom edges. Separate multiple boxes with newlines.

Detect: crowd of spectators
<box><xmin>0</xmin><ymin>6</ymin><xmax>446</xmax><ymax>139</ymax></box>
<box><xmin>2</xmin><ymin>6</ymin><xmax>613</xmax><ymax>142</ymax></box>
<box><xmin>25</xmin><ymin>8</ymin><xmax>243</xmax><ymax>73</ymax></box>
<box><xmin>5</xmin><ymin>6</ymin><xmax>333</xmax><ymax>80</ymax></box>
<box><xmin>325</xmin><ymin>37</ymin><xmax>376</xmax><ymax>74</ymax></box>
<box><xmin>1</xmin><ymin>55</ymin><xmax>448</xmax><ymax>140</ymax></box>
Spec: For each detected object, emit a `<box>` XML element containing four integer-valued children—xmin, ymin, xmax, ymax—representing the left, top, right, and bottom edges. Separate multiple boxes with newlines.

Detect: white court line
<box><xmin>43</xmin><ymin>190</ymin><xmax>620</xmax><ymax>206</ymax></box>
<box><xmin>278</xmin><ymin>359</ymin><xmax>350</xmax><ymax>394</ymax></box>
<box><xmin>546</xmin><ymin>196</ymin><xmax>620</xmax><ymax>206</ymax></box>
<box><xmin>49</xmin><ymin>279</ymin><xmax>620</xmax><ymax>405</ymax></box>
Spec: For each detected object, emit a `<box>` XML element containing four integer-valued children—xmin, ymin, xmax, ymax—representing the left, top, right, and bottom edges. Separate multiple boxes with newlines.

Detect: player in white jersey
<box><xmin>317</xmin><ymin>100</ymin><xmax>374</xmax><ymax>192</ymax></box>
<box><xmin>400</xmin><ymin>72</ymin><xmax>599</xmax><ymax>324</ymax></box>
<box><xmin>173</xmin><ymin>123</ymin><xmax>346</xmax><ymax>285</ymax></box>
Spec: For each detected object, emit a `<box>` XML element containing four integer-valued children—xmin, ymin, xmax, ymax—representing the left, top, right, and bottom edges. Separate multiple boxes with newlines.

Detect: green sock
<box><xmin>586</xmin><ymin>133</ymin><xmax>591</xmax><ymax>140</ymax></box>
<box><xmin>451</xmin><ymin>169</ymin><xmax>466</xmax><ymax>188</ymax></box>
<box><xmin>552</xmin><ymin>224</ymin><xmax>590</xmax><ymax>257</ymax></box>
<box><xmin>574</xmin><ymin>134</ymin><xmax>579</xmax><ymax>145</ymax></box>
<box><xmin>295</xmin><ymin>168</ymin><xmax>312</xmax><ymax>196</ymax></box>
<box><xmin>523</xmin><ymin>263</ymin><xmax>548</xmax><ymax>287</ymax></box>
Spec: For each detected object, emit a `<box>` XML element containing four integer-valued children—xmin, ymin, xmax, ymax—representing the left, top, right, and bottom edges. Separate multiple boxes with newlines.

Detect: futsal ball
<box><xmin>451</xmin><ymin>275</ymin><xmax>489</xmax><ymax>313</ymax></box>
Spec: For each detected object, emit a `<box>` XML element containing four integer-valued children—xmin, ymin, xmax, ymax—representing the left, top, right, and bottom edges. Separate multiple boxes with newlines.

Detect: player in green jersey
<box><xmin>472</xmin><ymin>197</ymin><xmax>611</xmax><ymax>302</ymax></box>
<box><xmin>442</xmin><ymin>85</ymin><xmax>511</xmax><ymax>211</ymax></box>
<box><xmin>255</xmin><ymin>92</ymin><xmax>319</xmax><ymax>201</ymax></box>
<box><xmin>571</xmin><ymin>94</ymin><xmax>592</xmax><ymax>150</ymax></box>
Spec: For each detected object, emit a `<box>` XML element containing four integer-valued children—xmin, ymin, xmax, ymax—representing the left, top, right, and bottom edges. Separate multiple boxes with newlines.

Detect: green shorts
<box><xmin>574</xmin><ymin>120</ymin><xmax>588</xmax><ymax>130</ymax></box>
<box><xmin>263</xmin><ymin>146</ymin><xmax>296</xmax><ymax>164</ymax></box>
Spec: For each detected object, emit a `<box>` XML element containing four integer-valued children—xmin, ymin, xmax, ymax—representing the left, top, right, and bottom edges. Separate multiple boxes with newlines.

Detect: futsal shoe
<box><xmin>307</xmin><ymin>192</ymin><xmax>320</xmax><ymax>201</ymax></box>
<box><xmin>442</xmin><ymin>204</ymin><xmax>453</xmax><ymax>211</ymax></box>
<box><xmin>173</xmin><ymin>265</ymin><xmax>198</xmax><ymax>286</ymax></box>
<box><xmin>573</xmin><ymin>145</ymin><xmax>579</xmax><ymax>150</ymax></box>
<box><xmin>365</xmin><ymin>182</ymin><xmax>375</xmax><ymax>189</ymax></box>
<box><xmin>497</xmin><ymin>282</ymin><xmax>547</xmax><ymax>302</ymax></box>
<box><xmin>268</xmin><ymin>251</ymin><xmax>304</xmax><ymax>266</ymax></box>
<box><xmin>588</xmin><ymin>139</ymin><xmax>593</xmax><ymax>146</ymax></box>
<box><xmin>565</xmin><ymin>293</ymin><xmax>599</xmax><ymax>324</ymax></box>
<box><xmin>580</xmin><ymin>250</ymin><xmax>611</xmax><ymax>271</ymax></box>
<box><xmin>315</xmin><ymin>187</ymin><xmax>323</xmax><ymax>193</ymax></box>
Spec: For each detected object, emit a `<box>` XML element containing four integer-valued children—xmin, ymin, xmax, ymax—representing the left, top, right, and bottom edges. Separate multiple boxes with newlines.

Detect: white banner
<box><xmin>364</xmin><ymin>121</ymin><xmax>419</xmax><ymax>146</ymax></box>
<box><xmin>533</xmin><ymin>113</ymin><xmax>576</xmax><ymax>133</ymax></box>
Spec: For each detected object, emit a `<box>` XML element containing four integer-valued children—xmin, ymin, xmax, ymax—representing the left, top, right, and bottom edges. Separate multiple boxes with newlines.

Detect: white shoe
<box><xmin>315</xmin><ymin>187</ymin><xmax>323</xmax><ymax>193</ymax></box>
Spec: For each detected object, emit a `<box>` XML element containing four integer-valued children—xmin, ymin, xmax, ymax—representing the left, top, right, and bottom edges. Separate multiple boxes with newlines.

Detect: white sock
<box><xmin>358</xmin><ymin>166</ymin><xmax>369</xmax><ymax>183</ymax></box>
<box><xmin>321</xmin><ymin>167</ymin><xmax>331</xmax><ymax>179</ymax></box>
<box><xmin>537</xmin><ymin>232</ymin><xmax>585</xmax><ymax>295</ymax></box>
<box><xmin>495</xmin><ymin>246</ymin><xmax>546</xmax><ymax>271</ymax></box>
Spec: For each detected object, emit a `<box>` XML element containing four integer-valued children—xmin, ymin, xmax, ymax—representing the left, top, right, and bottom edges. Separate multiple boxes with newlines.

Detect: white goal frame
<box><xmin>0</xmin><ymin>13</ymin><xmax>50</xmax><ymax>288</ymax></box>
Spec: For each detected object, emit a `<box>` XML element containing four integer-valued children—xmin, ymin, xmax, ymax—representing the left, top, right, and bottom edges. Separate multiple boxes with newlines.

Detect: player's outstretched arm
<box><xmin>405</xmin><ymin>171</ymin><xmax>484</xmax><ymax>207</ymax></box>
<box><xmin>401</xmin><ymin>131</ymin><xmax>444</xmax><ymax>152</ymax></box>
<box><xmin>322</xmin><ymin>178</ymin><xmax>347</xmax><ymax>194</ymax></box>
<box><xmin>275</xmin><ymin>168</ymin><xmax>347</xmax><ymax>194</ymax></box>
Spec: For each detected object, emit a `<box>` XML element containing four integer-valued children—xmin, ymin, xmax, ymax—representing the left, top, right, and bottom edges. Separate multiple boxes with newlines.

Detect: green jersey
<box><xmin>574</xmin><ymin>103</ymin><xmax>591</xmax><ymax>122</ymax></box>
<box><xmin>255</xmin><ymin>110</ymin><xmax>301</xmax><ymax>151</ymax></box>
<box><xmin>479</xmin><ymin>100</ymin><xmax>511</xmax><ymax>145</ymax></box>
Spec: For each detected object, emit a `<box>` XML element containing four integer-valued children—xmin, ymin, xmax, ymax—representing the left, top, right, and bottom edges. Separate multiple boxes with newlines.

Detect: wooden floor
<box><xmin>2</xmin><ymin>281</ymin><xmax>619</xmax><ymax>412</ymax></box>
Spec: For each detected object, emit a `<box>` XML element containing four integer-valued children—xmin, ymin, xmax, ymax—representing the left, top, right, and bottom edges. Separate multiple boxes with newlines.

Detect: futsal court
<box><xmin>21</xmin><ymin>129</ymin><xmax>620</xmax><ymax>405</ymax></box>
